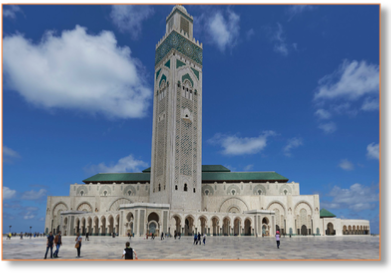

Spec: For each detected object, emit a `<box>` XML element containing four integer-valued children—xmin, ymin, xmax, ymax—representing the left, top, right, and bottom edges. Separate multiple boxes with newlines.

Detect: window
<box><xmin>232</xmin><ymin>190</ymin><xmax>235</xmax><ymax>195</ymax></box>
<box><xmin>158</xmin><ymin>184</ymin><xmax>161</xmax><ymax>192</ymax></box>
<box><xmin>205</xmin><ymin>190</ymin><xmax>209</xmax><ymax>196</ymax></box>
<box><xmin>258</xmin><ymin>190</ymin><xmax>262</xmax><ymax>195</ymax></box>
<box><xmin>103</xmin><ymin>191</ymin><xmax>107</xmax><ymax>196</ymax></box>
<box><xmin>128</xmin><ymin>190</ymin><xmax>132</xmax><ymax>196</ymax></box>
<box><xmin>175</xmin><ymin>185</ymin><xmax>178</xmax><ymax>190</ymax></box>
<box><xmin>80</xmin><ymin>191</ymin><xmax>84</xmax><ymax>196</ymax></box>
<box><xmin>284</xmin><ymin>190</ymin><xmax>288</xmax><ymax>195</ymax></box>
<box><xmin>184</xmin><ymin>184</ymin><xmax>188</xmax><ymax>192</ymax></box>
<box><xmin>193</xmin><ymin>188</ymin><xmax>196</xmax><ymax>193</ymax></box>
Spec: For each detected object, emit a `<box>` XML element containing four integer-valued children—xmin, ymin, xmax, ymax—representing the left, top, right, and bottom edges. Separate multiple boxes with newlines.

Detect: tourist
<box><xmin>75</xmin><ymin>232</ymin><xmax>82</xmax><ymax>258</ymax></box>
<box><xmin>193</xmin><ymin>233</ymin><xmax>197</xmax><ymax>245</ymax></box>
<box><xmin>121</xmin><ymin>242</ymin><xmax>138</xmax><ymax>260</ymax></box>
<box><xmin>276</xmin><ymin>231</ymin><xmax>280</xmax><ymax>249</ymax></box>
<box><xmin>44</xmin><ymin>232</ymin><xmax>54</xmax><ymax>259</ymax></box>
<box><xmin>178</xmin><ymin>232</ymin><xmax>181</xmax><ymax>239</ymax></box>
<box><xmin>174</xmin><ymin>231</ymin><xmax>177</xmax><ymax>240</ymax></box>
<box><xmin>127</xmin><ymin>232</ymin><xmax>131</xmax><ymax>239</ymax></box>
<box><xmin>161</xmin><ymin>232</ymin><xmax>164</xmax><ymax>240</ymax></box>
<box><xmin>203</xmin><ymin>234</ymin><xmax>206</xmax><ymax>245</ymax></box>
<box><xmin>85</xmin><ymin>232</ymin><xmax>89</xmax><ymax>241</ymax></box>
<box><xmin>112</xmin><ymin>232</ymin><xmax>115</xmax><ymax>238</ymax></box>
<box><xmin>53</xmin><ymin>231</ymin><xmax>62</xmax><ymax>258</ymax></box>
<box><xmin>197</xmin><ymin>232</ymin><xmax>201</xmax><ymax>245</ymax></box>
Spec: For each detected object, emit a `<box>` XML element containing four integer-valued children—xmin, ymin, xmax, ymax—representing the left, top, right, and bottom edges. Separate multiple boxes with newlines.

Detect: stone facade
<box><xmin>45</xmin><ymin>5</ymin><xmax>370</xmax><ymax>238</ymax></box>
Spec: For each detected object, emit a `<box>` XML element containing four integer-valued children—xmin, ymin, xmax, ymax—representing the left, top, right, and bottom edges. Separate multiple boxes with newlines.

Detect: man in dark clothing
<box><xmin>85</xmin><ymin>232</ymin><xmax>89</xmax><ymax>241</ymax></box>
<box><xmin>121</xmin><ymin>242</ymin><xmax>138</xmax><ymax>260</ymax></box>
<box><xmin>44</xmin><ymin>232</ymin><xmax>54</xmax><ymax>259</ymax></box>
<box><xmin>53</xmin><ymin>231</ymin><xmax>62</xmax><ymax>258</ymax></box>
<box><xmin>197</xmin><ymin>232</ymin><xmax>201</xmax><ymax>245</ymax></box>
<box><xmin>161</xmin><ymin>232</ymin><xmax>164</xmax><ymax>240</ymax></box>
<box><xmin>174</xmin><ymin>231</ymin><xmax>177</xmax><ymax>240</ymax></box>
<box><xmin>193</xmin><ymin>233</ymin><xmax>197</xmax><ymax>244</ymax></box>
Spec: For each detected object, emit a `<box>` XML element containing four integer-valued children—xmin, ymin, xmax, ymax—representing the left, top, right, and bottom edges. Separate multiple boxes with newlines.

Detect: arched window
<box><xmin>258</xmin><ymin>190</ymin><xmax>262</xmax><ymax>195</ymax></box>
<box><xmin>128</xmin><ymin>190</ymin><xmax>132</xmax><ymax>196</ymax></box>
<box><xmin>184</xmin><ymin>184</ymin><xmax>188</xmax><ymax>192</ymax></box>
<box><xmin>103</xmin><ymin>191</ymin><xmax>107</xmax><ymax>196</ymax></box>
<box><xmin>80</xmin><ymin>191</ymin><xmax>84</xmax><ymax>196</ymax></box>
<box><xmin>193</xmin><ymin>188</ymin><xmax>196</xmax><ymax>193</ymax></box>
<box><xmin>284</xmin><ymin>190</ymin><xmax>288</xmax><ymax>195</ymax></box>
<box><xmin>231</xmin><ymin>190</ymin><xmax>235</xmax><ymax>195</ymax></box>
<box><xmin>205</xmin><ymin>190</ymin><xmax>209</xmax><ymax>196</ymax></box>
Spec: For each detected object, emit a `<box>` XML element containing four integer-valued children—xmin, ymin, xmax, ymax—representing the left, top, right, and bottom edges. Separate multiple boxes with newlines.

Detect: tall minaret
<box><xmin>150</xmin><ymin>5</ymin><xmax>203</xmax><ymax>211</ymax></box>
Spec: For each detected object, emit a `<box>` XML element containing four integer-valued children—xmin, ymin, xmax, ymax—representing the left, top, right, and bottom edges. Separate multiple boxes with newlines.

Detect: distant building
<box><xmin>45</xmin><ymin>5</ymin><xmax>370</xmax><ymax>237</ymax></box>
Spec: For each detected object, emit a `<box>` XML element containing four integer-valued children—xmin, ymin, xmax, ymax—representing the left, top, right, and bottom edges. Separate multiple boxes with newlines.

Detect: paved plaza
<box><xmin>2</xmin><ymin>235</ymin><xmax>379</xmax><ymax>260</ymax></box>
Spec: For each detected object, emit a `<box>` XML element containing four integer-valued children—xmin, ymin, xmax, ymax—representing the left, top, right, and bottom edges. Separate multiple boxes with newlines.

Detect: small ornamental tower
<box><xmin>150</xmin><ymin>5</ymin><xmax>203</xmax><ymax>211</ymax></box>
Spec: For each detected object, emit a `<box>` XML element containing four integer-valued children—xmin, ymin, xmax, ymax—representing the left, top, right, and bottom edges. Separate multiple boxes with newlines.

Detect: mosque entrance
<box><xmin>326</xmin><ymin>223</ymin><xmax>335</xmax><ymax>235</ymax></box>
<box><xmin>149</xmin><ymin>223</ymin><xmax>156</xmax><ymax>234</ymax></box>
<box><xmin>301</xmin><ymin>225</ymin><xmax>308</xmax><ymax>235</ymax></box>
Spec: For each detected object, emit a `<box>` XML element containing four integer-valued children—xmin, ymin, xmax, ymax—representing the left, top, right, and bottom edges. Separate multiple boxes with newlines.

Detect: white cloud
<box><xmin>367</xmin><ymin>143</ymin><xmax>379</xmax><ymax>160</ymax></box>
<box><xmin>208</xmin><ymin>131</ymin><xmax>276</xmax><ymax>155</ymax></box>
<box><xmin>110</xmin><ymin>5</ymin><xmax>154</xmax><ymax>40</ymax></box>
<box><xmin>314</xmin><ymin>60</ymin><xmax>379</xmax><ymax>101</ymax></box>
<box><xmin>287</xmin><ymin>5</ymin><xmax>314</xmax><ymax>17</ymax></box>
<box><xmin>246</xmin><ymin>29</ymin><xmax>255</xmax><ymax>40</ymax></box>
<box><xmin>322</xmin><ymin>183</ymin><xmax>378</xmax><ymax>211</ymax></box>
<box><xmin>318</xmin><ymin>122</ymin><xmax>337</xmax><ymax>134</ymax></box>
<box><xmin>3</xmin><ymin>26</ymin><xmax>152</xmax><ymax>119</ymax></box>
<box><xmin>86</xmin><ymin>154</ymin><xmax>148</xmax><ymax>173</ymax></box>
<box><xmin>24</xmin><ymin>212</ymin><xmax>35</xmax><ymax>220</ymax></box>
<box><xmin>21</xmin><ymin>189</ymin><xmax>47</xmax><ymax>200</ymax></box>
<box><xmin>283</xmin><ymin>137</ymin><xmax>303</xmax><ymax>156</ymax></box>
<box><xmin>3</xmin><ymin>186</ymin><xmax>16</xmax><ymax>200</ymax></box>
<box><xmin>3</xmin><ymin>146</ymin><xmax>21</xmax><ymax>163</ymax></box>
<box><xmin>3</xmin><ymin>5</ymin><xmax>22</xmax><ymax>19</ymax></box>
<box><xmin>205</xmin><ymin>10</ymin><xmax>240</xmax><ymax>52</ymax></box>
<box><xmin>314</xmin><ymin>109</ymin><xmax>331</xmax><ymax>119</ymax></box>
<box><xmin>339</xmin><ymin>159</ymin><xmax>354</xmax><ymax>171</ymax></box>
<box><xmin>361</xmin><ymin>97</ymin><xmax>379</xmax><ymax>111</ymax></box>
<box><xmin>243</xmin><ymin>164</ymin><xmax>254</xmax><ymax>171</ymax></box>
<box><xmin>272</xmin><ymin>23</ymin><xmax>288</xmax><ymax>56</ymax></box>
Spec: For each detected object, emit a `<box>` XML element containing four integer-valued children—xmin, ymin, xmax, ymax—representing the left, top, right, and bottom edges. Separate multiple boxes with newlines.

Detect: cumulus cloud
<box><xmin>3</xmin><ymin>5</ymin><xmax>22</xmax><ymax>19</ymax></box>
<box><xmin>339</xmin><ymin>159</ymin><xmax>354</xmax><ymax>171</ymax></box>
<box><xmin>208</xmin><ymin>131</ymin><xmax>276</xmax><ymax>155</ymax></box>
<box><xmin>3</xmin><ymin>186</ymin><xmax>16</xmax><ymax>200</ymax></box>
<box><xmin>318</xmin><ymin>122</ymin><xmax>337</xmax><ymax>134</ymax></box>
<box><xmin>3</xmin><ymin>146</ymin><xmax>21</xmax><ymax>163</ymax></box>
<box><xmin>283</xmin><ymin>137</ymin><xmax>303</xmax><ymax>156</ymax></box>
<box><xmin>24</xmin><ymin>212</ymin><xmax>35</xmax><ymax>220</ymax></box>
<box><xmin>3</xmin><ymin>25</ymin><xmax>152</xmax><ymax>119</ymax></box>
<box><xmin>314</xmin><ymin>109</ymin><xmax>331</xmax><ymax>119</ymax></box>
<box><xmin>322</xmin><ymin>183</ymin><xmax>378</xmax><ymax>211</ymax></box>
<box><xmin>203</xmin><ymin>9</ymin><xmax>240</xmax><ymax>52</ymax></box>
<box><xmin>85</xmin><ymin>154</ymin><xmax>149</xmax><ymax>173</ymax></box>
<box><xmin>110</xmin><ymin>5</ymin><xmax>154</xmax><ymax>39</ymax></box>
<box><xmin>21</xmin><ymin>189</ymin><xmax>47</xmax><ymax>200</ymax></box>
<box><xmin>367</xmin><ymin>143</ymin><xmax>379</xmax><ymax>160</ymax></box>
<box><xmin>361</xmin><ymin>97</ymin><xmax>379</xmax><ymax>111</ymax></box>
<box><xmin>314</xmin><ymin>60</ymin><xmax>379</xmax><ymax>101</ymax></box>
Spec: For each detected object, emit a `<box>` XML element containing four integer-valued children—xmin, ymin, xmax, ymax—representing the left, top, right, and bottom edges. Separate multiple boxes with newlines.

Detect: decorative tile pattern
<box><xmin>155</xmin><ymin>31</ymin><xmax>202</xmax><ymax>66</ymax></box>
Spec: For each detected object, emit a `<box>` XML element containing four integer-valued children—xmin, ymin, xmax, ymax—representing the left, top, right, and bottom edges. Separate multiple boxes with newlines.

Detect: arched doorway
<box><xmin>262</xmin><ymin>217</ymin><xmax>270</xmax><ymax>236</ymax></box>
<box><xmin>244</xmin><ymin>218</ymin><xmax>251</xmax><ymax>236</ymax></box>
<box><xmin>343</xmin><ymin>225</ymin><xmax>347</xmax><ymax>235</ymax></box>
<box><xmin>184</xmin><ymin>216</ymin><xmax>194</xmax><ymax>236</ymax></box>
<box><xmin>199</xmin><ymin>216</ymin><xmax>207</xmax><ymax>235</ymax></box>
<box><xmin>234</xmin><ymin>218</ymin><xmax>240</xmax><ymax>236</ymax></box>
<box><xmin>173</xmin><ymin>215</ymin><xmax>181</xmax><ymax>235</ymax></box>
<box><xmin>326</xmin><ymin>222</ymin><xmax>335</xmax><ymax>235</ymax></box>
<box><xmin>223</xmin><ymin>217</ymin><xmax>230</xmax><ymax>236</ymax></box>
<box><xmin>148</xmin><ymin>212</ymin><xmax>159</xmax><ymax>236</ymax></box>
<box><xmin>93</xmin><ymin>217</ymin><xmax>99</xmax><ymax>235</ymax></box>
<box><xmin>100</xmin><ymin>216</ymin><xmax>106</xmax><ymax>236</ymax></box>
<box><xmin>301</xmin><ymin>225</ymin><xmax>307</xmax><ymax>236</ymax></box>
<box><xmin>212</xmin><ymin>217</ymin><xmax>219</xmax><ymax>236</ymax></box>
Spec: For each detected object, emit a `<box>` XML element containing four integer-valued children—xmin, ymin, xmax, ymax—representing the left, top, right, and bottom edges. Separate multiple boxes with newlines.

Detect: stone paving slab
<box><xmin>2</xmin><ymin>235</ymin><xmax>379</xmax><ymax>260</ymax></box>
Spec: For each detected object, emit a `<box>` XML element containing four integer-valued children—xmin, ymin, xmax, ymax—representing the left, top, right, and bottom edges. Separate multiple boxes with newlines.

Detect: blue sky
<box><xmin>2</xmin><ymin>4</ymin><xmax>379</xmax><ymax>233</ymax></box>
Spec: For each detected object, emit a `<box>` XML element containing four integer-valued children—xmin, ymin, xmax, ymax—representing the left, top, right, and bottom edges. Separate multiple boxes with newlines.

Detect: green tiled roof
<box><xmin>202</xmin><ymin>165</ymin><xmax>230</xmax><ymax>172</ymax></box>
<box><xmin>320</xmin><ymin>209</ymin><xmax>336</xmax><ymax>218</ymax></box>
<box><xmin>142</xmin><ymin>168</ymin><xmax>151</xmax><ymax>173</ymax></box>
<box><xmin>202</xmin><ymin>172</ymin><xmax>288</xmax><ymax>182</ymax></box>
<box><xmin>83</xmin><ymin>173</ymin><xmax>150</xmax><ymax>182</ymax></box>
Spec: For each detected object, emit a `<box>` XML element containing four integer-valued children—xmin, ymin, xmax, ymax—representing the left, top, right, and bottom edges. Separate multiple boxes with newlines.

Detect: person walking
<box><xmin>75</xmin><ymin>233</ymin><xmax>82</xmax><ymax>258</ymax></box>
<box><xmin>197</xmin><ymin>232</ymin><xmax>201</xmax><ymax>245</ymax></box>
<box><xmin>121</xmin><ymin>242</ymin><xmax>138</xmax><ymax>260</ymax></box>
<box><xmin>44</xmin><ymin>232</ymin><xmax>54</xmax><ymax>259</ymax></box>
<box><xmin>53</xmin><ymin>231</ymin><xmax>62</xmax><ymax>258</ymax></box>
<box><xmin>203</xmin><ymin>234</ymin><xmax>206</xmax><ymax>245</ymax></box>
<box><xmin>161</xmin><ymin>232</ymin><xmax>164</xmax><ymax>240</ymax></box>
<box><xmin>178</xmin><ymin>231</ymin><xmax>181</xmax><ymax>239</ymax></box>
<box><xmin>276</xmin><ymin>231</ymin><xmax>281</xmax><ymax>249</ymax></box>
<box><xmin>193</xmin><ymin>233</ymin><xmax>197</xmax><ymax>245</ymax></box>
<box><xmin>85</xmin><ymin>232</ymin><xmax>89</xmax><ymax>241</ymax></box>
<box><xmin>174</xmin><ymin>231</ymin><xmax>177</xmax><ymax>240</ymax></box>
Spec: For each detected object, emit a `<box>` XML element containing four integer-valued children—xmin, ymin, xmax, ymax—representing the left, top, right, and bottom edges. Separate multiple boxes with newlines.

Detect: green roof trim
<box><xmin>176</xmin><ymin>59</ymin><xmax>186</xmax><ymax>68</ymax></box>
<box><xmin>164</xmin><ymin>59</ymin><xmax>170</xmax><ymax>68</ymax></box>
<box><xmin>156</xmin><ymin>68</ymin><xmax>161</xmax><ymax>80</ymax></box>
<box><xmin>320</xmin><ymin>209</ymin><xmax>336</xmax><ymax>218</ymax></box>
<box><xmin>159</xmin><ymin>74</ymin><xmax>167</xmax><ymax>87</ymax></box>
<box><xmin>191</xmin><ymin>68</ymin><xmax>199</xmax><ymax>80</ymax></box>
<box><xmin>142</xmin><ymin>168</ymin><xmax>151</xmax><ymax>173</ymax></box>
<box><xmin>83</xmin><ymin>173</ymin><xmax>150</xmax><ymax>182</ymax></box>
<box><xmin>182</xmin><ymin>73</ymin><xmax>193</xmax><ymax>87</ymax></box>
<box><xmin>155</xmin><ymin>31</ymin><xmax>202</xmax><ymax>67</ymax></box>
<box><xmin>202</xmin><ymin>172</ymin><xmax>288</xmax><ymax>182</ymax></box>
<box><xmin>202</xmin><ymin>165</ymin><xmax>230</xmax><ymax>172</ymax></box>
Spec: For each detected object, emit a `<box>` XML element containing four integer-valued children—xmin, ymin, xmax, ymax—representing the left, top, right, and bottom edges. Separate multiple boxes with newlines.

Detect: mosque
<box><xmin>45</xmin><ymin>5</ymin><xmax>370</xmax><ymax>238</ymax></box>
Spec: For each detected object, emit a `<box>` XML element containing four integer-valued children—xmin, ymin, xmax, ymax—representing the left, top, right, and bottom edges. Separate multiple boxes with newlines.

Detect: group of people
<box><xmin>193</xmin><ymin>233</ymin><xmax>206</xmax><ymax>245</ymax></box>
<box><xmin>6</xmin><ymin>232</ymin><xmax>45</xmax><ymax>239</ymax></box>
<box><xmin>174</xmin><ymin>231</ymin><xmax>181</xmax><ymax>239</ymax></box>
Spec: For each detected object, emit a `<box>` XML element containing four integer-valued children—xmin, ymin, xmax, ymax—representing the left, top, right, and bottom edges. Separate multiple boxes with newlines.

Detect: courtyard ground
<box><xmin>2</xmin><ymin>235</ymin><xmax>379</xmax><ymax>260</ymax></box>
